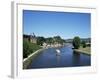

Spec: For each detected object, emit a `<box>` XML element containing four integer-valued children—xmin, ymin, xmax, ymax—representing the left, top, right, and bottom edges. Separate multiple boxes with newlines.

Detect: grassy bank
<box><xmin>23</xmin><ymin>39</ymin><xmax>43</xmax><ymax>69</ymax></box>
<box><xmin>74</xmin><ymin>46</ymin><xmax>91</xmax><ymax>55</ymax></box>
<box><xmin>23</xmin><ymin>39</ymin><xmax>42</xmax><ymax>59</ymax></box>
<box><xmin>23</xmin><ymin>48</ymin><xmax>47</xmax><ymax>69</ymax></box>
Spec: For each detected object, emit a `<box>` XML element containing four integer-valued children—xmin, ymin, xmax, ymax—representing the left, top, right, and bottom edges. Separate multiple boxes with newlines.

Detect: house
<box><xmin>23</xmin><ymin>33</ymin><xmax>37</xmax><ymax>44</ymax></box>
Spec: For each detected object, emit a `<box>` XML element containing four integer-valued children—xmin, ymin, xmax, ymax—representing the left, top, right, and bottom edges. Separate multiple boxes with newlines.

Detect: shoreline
<box><xmin>23</xmin><ymin>45</ymin><xmax>63</xmax><ymax>69</ymax></box>
<box><xmin>23</xmin><ymin>48</ymin><xmax>48</xmax><ymax>69</ymax></box>
<box><xmin>73</xmin><ymin>49</ymin><xmax>91</xmax><ymax>55</ymax></box>
<box><xmin>23</xmin><ymin>48</ymin><xmax>45</xmax><ymax>62</ymax></box>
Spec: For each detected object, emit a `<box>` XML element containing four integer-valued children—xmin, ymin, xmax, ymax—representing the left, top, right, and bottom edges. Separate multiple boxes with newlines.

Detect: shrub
<box><xmin>23</xmin><ymin>39</ymin><xmax>31</xmax><ymax>58</ymax></box>
<box><xmin>81</xmin><ymin>41</ymin><xmax>86</xmax><ymax>48</ymax></box>
<box><xmin>23</xmin><ymin>39</ymin><xmax>41</xmax><ymax>59</ymax></box>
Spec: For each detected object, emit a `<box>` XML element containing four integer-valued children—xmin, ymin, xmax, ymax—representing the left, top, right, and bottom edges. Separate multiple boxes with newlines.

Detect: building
<box><xmin>23</xmin><ymin>33</ymin><xmax>37</xmax><ymax>44</ymax></box>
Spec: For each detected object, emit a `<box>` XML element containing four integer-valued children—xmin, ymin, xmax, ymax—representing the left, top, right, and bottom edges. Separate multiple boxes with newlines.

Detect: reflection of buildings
<box><xmin>23</xmin><ymin>33</ymin><xmax>37</xmax><ymax>43</ymax></box>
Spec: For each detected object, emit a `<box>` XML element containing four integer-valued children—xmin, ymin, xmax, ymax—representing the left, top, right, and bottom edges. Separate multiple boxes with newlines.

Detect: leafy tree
<box><xmin>46</xmin><ymin>37</ymin><xmax>53</xmax><ymax>44</ymax></box>
<box><xmin>81</xmin><ymin>41</ymin><xmax>86</xmax><ymax>48</ymax></box>
<box><xmin>37</xmin><ymin>37</ymin><xmax>46</xmax><ymax>46</ymax></box>
<box><xmin>53</xmin><ymin>36</ymin><xmax>63</xmax><ymax>44</ymax></box>
<box><xmin>73</xmin><ymin>36</ymin><xmax>81</xmax><ymax>49</ymax></box>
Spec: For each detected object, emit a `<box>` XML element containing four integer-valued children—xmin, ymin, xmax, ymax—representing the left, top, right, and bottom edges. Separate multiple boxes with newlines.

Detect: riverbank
<box><xmin>23</xmin><ymin>48</ymin><xmax>48</xmax><ymax>69</ymax></box>
<box><xmin>73</xmin><ymin>47</ymin><xmax>91</xmax><ymax>55</ymax></box>
<box><xmin>23</xmin><ymin>44</ymin><xmax>64</xmax><ymax>69</ymax></box>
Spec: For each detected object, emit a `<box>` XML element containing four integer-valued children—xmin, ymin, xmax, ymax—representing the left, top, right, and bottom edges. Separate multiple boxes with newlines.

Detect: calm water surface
<box><xmin>28</xmin><ymin>45</ymin><xmax>91</xmax><ymax>69</ymax></box>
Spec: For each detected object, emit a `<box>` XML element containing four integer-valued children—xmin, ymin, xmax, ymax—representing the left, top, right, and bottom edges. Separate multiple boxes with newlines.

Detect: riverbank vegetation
<box><xmin>74</xmin><ymin>46</ymin><xmax>91</xmax><ymax>55</ymax></box>
<box><xmin>72</xmin><ymin>36</ymin><xmax>91</xmax><ymax>55</ymax></box>
<box><xmin>23</xmin><ymin>39</ymin><xmax>42</xmax><ymax>59</ymax></box>
<box><xmin>72</xmin><ymin>36</ymin><xmax>81</xmax><ymax>49</ymax></box>
<box><xmin>23</xmin><ymin>35</ymin><xmax>66</xmax><ymax>59</ymax></box>
<box><xmin>37</xmin><ymin>36</ymin><xmax>66</xmax><ymax>46</ymax></box>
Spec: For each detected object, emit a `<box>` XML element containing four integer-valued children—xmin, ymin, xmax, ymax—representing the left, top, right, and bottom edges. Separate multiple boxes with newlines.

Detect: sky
<box><xmin>23</xmin><ymin>10</ymin><xmax>91</xmax><ymax>39</ymax></box>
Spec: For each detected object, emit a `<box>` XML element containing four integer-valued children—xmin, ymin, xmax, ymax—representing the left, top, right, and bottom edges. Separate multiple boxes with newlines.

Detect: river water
<box><xmin>28</xmin><ymin>45</ymin><xmax>91</xmax><ymax>69</ymax></box>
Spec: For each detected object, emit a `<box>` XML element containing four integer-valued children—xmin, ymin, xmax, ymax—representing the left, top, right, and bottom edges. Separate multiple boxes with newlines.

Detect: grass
<box><xmin>74</xmin><ymin>46</ymin><xmax>91</xmax><ymax>55</ymax></box>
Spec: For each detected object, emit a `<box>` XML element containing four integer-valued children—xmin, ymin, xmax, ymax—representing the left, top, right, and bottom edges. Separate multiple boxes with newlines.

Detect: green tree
<box><xmin>81</xmin><ymin>41</ymin><xmax>86</xmax><ymax>48</ymax></box>
<box><xmin>53</xmin><ymin>36</ymin><xmax>63</xmax><ymax>44</ymax></box>
<box><xmin>46</xmin><ymin>37</ymin><xmax>53</xmax><ymax>44</ymax></box>
<box><xmin>37</xmin><ymin>37</ymin><xmax>46</xmax><ymax>46</ymax></box>
<box><xmin>73</xmin><ymin>36</ymin><xmax>81</xmax><ymax>49</ymax></box>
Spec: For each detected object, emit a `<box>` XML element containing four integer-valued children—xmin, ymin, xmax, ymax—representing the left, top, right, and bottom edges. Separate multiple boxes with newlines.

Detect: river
<box><xmin>28</xmin><ymin>45</ymin><xmax>91</xmax><ymax>69</ymax></box>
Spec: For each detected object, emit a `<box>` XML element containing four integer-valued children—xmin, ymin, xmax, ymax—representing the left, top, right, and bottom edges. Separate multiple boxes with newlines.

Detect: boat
<box><xmin>56</xmin><ymin>49</ymin><xmax>61</xmax><ymax>56</ymax></box>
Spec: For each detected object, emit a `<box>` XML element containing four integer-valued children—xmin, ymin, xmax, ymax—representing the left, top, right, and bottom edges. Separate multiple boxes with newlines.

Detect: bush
<box><xmin>87</xmin><ymin>43</ymin><xmax>91</xmax><ymax>47</ymax></box>
<box><xmin>37</xmin><ymin>37</ymin><xmax>46</xmax><ymax>46</ymax></box>
<box><xmin>73</xmin><ymin>36</ymin><xmax>81</xmax><ymax>49</ymax></box>
<box><xmin>23</xmin><ymin>39</ymin><xmax>31</xmax><ymax>58</ymax></box>
<box><xmin>23</xmin><ymin>39</ymin><xmax>41</xmax><ymax>59</ymax></box>
<box><xmin>81</xmin><ymin>41</ymin><xmax>86</xmax><ymax>48</ymax></box>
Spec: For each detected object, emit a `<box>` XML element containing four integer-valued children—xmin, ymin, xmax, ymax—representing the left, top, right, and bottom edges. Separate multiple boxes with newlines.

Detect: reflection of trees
<box><xmin>72</xmin><ymin>51</ymin><xmax>80</xmax><ymax>66</ymax></box>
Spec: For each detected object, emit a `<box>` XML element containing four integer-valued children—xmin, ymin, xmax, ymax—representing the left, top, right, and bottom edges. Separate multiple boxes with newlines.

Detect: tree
<box><xmin>37</xmin><ymin>37</ymin><xmax>46</xmax><ymax>46</ymax></box>
<box><xmin>46</xmin><ymin>37</ymin><xmax>53</xmax><ymax>44</ymax></box>
<box><xmin>81</xmin><ymin>41</ymin><xmax>86</xmax><ymax>48</ymax></box>
<box><xmin>73</xmin><ymin>36</ymin><xmax>81</xmax><ymax>49</ymax></box>
<box><xmin>53</xmin><ymin>36</ymin><xmax>63</xmax><ymax>44</ymax></box>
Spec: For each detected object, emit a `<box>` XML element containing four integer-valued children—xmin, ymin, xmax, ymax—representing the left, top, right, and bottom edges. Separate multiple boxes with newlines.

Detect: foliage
<box><xmin>37</xmin><ymin>37</ymin><xmax>46</xmax><ymax>46</ymax></box>
<box><xmin>46</xmin><ymin>37</ymin><xmax>53</xmax><ymax>44</ymax></box>
<box><xmin>53</xmin><ymin>36</ymin><xmax>62</xmax><ymax>44</ymax></box>
<box><xmin>36</xmin><ymin>36</ymin><xmax>65</xmax><ymax>45</ymax></box>
<box><xmin>45</xmin><ymin>36</ymin><xmax>65</xmax><ymax>44</ymax></box>
<box><xmin>23</xmin><ymin>39</ymin><xmax>41</xmax><ymax>59</ymax></box>
<box><xmin>73</xmin><ymin>36</ymin><xmax>81</xmax><ymax>49</ymax></box>
<box><xmin>87</xmin><ymin>43</ymin><xmax>91</xmax><ymax>47</ymax></box>
<box><xmin>81</xmin><ymin>41</ymin><xmax>86</xmax><ymax>48</ymax></box>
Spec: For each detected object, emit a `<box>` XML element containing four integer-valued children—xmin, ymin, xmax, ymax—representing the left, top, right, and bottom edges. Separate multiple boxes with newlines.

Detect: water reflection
<box><xmin>56</xmin><ymin>55</ymin><xmax>61</xmax><ymax>65</ymax></box>
<box><xmin>72</xmin><ymin>51</ymin><xmax>80</xmax><ymax>66</ymax></box>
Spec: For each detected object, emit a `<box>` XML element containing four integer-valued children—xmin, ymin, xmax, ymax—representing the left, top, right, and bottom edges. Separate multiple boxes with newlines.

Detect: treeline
<box><xmin>37</xmin><ymin>36</ymin><xmax>66</xmax><ymax>46</ymax></box>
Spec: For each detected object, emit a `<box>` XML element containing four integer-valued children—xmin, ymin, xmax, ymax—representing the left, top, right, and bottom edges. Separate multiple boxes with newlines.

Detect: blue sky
<box><xmin>23</xmin><ymin>10</ymin><xmax>91</xmax><ymax>39</ymax></box>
